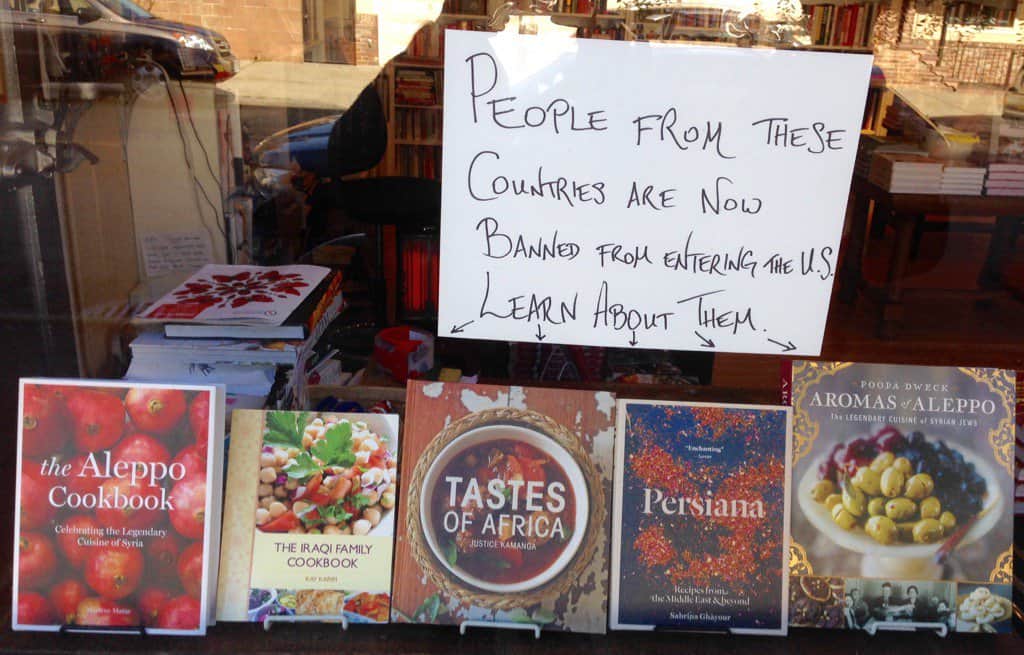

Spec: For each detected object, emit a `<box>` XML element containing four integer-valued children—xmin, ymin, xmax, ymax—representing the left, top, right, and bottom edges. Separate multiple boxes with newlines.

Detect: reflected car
<box><xmin>1</xmin><ymin>0</ymin><xmax>238</xmax><ymax>89</ymax></box>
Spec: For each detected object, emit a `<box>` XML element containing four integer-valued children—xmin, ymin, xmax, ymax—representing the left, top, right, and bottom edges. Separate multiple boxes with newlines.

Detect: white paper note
<box><xmin>438</xmin><ymin>31</ymin><xmax>872</xmax><ymax>356</ymax></box>
<box><xmin>141</xmin><ymin>231</ymin><xmax>214</xmax><ymax>277</ymax></box>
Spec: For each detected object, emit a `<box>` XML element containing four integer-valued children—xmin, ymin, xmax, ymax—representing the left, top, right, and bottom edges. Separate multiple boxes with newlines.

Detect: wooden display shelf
<box><xmin>395</xmin><ymin>103</ymin><xmax>443</xmax><ymax>109</ymax></box>
<box><xmin>394</xmin><ymin>58</ymin><xmax>444</xmax><ymax>69</ymax></box>
<box><xmin>439</xmin><ymin>12</ymin><xmax>489</xmax><ymax>21</ymax></box>
<box><xmin>552</xmin><ymin>12</ymin><xmax>622</xmax><ymax>20</ymax></box>
<box><xmin>0</xmin><ymin>619</ymin><xmax>1019</xmax><ymax>653</ymax></box>
<box><xmin>805</xmin><ymin>45</ymin><xmax>874</xmax><ymax>53</ymax></box>
<box><xmin>393</xmin><ymin>138</ymin><xmax>443</xmax><ymax>146</ymax></box>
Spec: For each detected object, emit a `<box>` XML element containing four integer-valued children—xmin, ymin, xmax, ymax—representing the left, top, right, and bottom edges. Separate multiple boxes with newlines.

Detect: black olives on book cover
<box><xmin>611</xmin><ymin>400</ymin><xmax>792</xmax><ymax>634</ymax></box>
<box><xmin>787</xmin><ymin>362</ymin><xmax>1015</xmax><ymax>634</ymax></box>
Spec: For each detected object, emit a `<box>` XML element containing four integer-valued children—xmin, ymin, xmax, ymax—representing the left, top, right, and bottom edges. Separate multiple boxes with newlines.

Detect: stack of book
<box><xmin>984</xmin><ymin>161</ymin><xmax>1024</xmax><ymax>196</ymax></box>
<box><xmin>868</xmin><ymin>153</ymin><xmax>943</xmax><ymax>193</ymax></box>
<box><xmin>395</xmin><ymin>69</ymin><xmax>440</xmax><ymax>106</ymax></box>
<box><xmin>940</xmin><ymin>163</ymin><xmax>986</xmax><ymax>196</ymax></box>
<box><xmin>132</xmin><ymin>265</ymin><xmax>345</xmax><ymax>409</ymax></box>
<box><xmin>854</xmin><ymin>136</ymin><xmax>885</xmax><ymax>178</ymax></box>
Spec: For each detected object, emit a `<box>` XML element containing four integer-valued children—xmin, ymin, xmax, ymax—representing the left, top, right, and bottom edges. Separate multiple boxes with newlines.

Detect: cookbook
<box><xmin>217</xmin><ymin>410</ymin><xmax>398</xmax><ymax>624</ymax></box>
<box><xmin>13</xmin><ymin>379</ymin><xmax>225</xmax><ymax>635</ymax></box>
<box><xmin>611</xmin><ymin>400</ymin><xmax>792</xmax><ymax>634</ymax></box>
<box><xmin>785</xmin><ymin>362</ymin><xmax>1015</xmax><ymax>634</ymax></box>
<box><xmin>391</xmin><ymin>381</ymin><xmax>614</xmax><ymax>633</ymax></box>
<box><xmin>136</xmin><ymin>265</ymin><xmax>336</xmax><ymax>339</ymax></box>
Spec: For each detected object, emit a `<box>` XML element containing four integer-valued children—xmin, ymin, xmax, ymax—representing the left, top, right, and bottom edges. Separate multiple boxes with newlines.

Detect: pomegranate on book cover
<box><xmin>13</xmin><ymin>379</ymin><xmax>225</xmax><ymax>635</ymax></box>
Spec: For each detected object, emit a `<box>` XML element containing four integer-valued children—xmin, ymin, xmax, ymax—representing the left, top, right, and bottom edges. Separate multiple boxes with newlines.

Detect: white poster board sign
<box><xmin>438</xmin><ymin>31</ymin><xmax>872</xmax><ymax>355</ymax></box>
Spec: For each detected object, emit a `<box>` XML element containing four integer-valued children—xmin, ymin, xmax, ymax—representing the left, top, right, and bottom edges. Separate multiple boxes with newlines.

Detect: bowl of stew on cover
<box><xmin>419</xmin><ymin>421</ymin><xmax>589</xmax><ymax>594</ymax></box>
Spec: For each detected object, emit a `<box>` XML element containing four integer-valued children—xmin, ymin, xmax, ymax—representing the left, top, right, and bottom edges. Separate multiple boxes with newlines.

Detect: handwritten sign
<box><xmin>141</xmin><ymin>231</ymin><xmax>213</xmax><ymax>278</ymax></box>
<box><xmin>438</xmin><ymin>31</ymin><xmax>872</xmax><ymax>355</ymax></box>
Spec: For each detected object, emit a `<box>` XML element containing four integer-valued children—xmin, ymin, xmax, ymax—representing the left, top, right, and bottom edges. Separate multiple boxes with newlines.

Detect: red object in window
<box><xmin>400</xmin><ymin>234</ymin><xmax>439</xmax><ymax>318</ymax></box>
<box><xmin>374</xmin><ymin>327</ymin><xmax>435</xmax><ymax>382</ymax></box>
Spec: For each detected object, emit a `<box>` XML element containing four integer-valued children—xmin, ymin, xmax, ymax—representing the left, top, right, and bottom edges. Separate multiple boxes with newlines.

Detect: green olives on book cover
<box><xmin>13</xmin><ymin>379</ymin><xmax>226</xmax><ymax>635</ymax></box>
<box><xmin>787</xmin><ymin>363</ymin><xmax>1015</xmax><ymax>634</ymax></box>
<box><xmin>611</xmin><ymin>400</ymin><xmax>792</xmax><ymax>634</ymax></box>
<box><xmin>391</xmin><ymin>382</ymin><xmax>614</xmax><ymax>633</ymax></box>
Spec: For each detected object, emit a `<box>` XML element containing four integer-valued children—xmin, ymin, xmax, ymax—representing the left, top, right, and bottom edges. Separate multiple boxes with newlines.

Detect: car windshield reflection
<box><xmin>96</xmin><ymin>0</ymin><xmax>152</xmax><ymax>20</ymax></box>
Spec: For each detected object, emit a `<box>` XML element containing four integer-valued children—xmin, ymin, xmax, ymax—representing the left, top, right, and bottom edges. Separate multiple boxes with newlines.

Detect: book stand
<box><xmin>59</xmin><ymin>624</ymin><xmax>147</xmax><ymax>636</ymax></box>
<box><xmin>262</xmin><ymin>614</ymin><xmax>349</xmax><ymax>632</ymax></box>
<box><xmin>865</xmin><ymin>621</ymin><xmax>949</xmax><ymax>638</ymax></box>
<box><xmin>458</xmin><ymin>620</ymin><xmax>542</xmax><ymax>639</ymax></box>
<box><xmin>653</xmin><ymin>626</ymin><xmax>731</xmax><ymax>635</ymax></box>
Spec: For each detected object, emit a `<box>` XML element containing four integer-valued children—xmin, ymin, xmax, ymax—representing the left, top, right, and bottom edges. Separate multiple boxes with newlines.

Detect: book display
<box><xmin>611</xmin><ymin>400</ymin><xmax>792</xmax><ymax>634</ymax></box>
<box><xmin>3</xmin><ymin>1</ymin><xmax>1024</xmax><ymax>653</ymax></box>
<box><xmin>217</xmin><ymin>411</ymin><xmax>399</xmax><ymax>624</ymax></box>
<box><xmin>391</xmin><ymin>381</ymin><xmax>615</xmax><ymax>633</ymax></box>
<box><xmin>786</xmin><ymin>362</ymin><xmax>1015</xmax><ymax>634</ymax></box>
<box><xmin>13</xmin><ymin>380</ymin><xmax>226</xmax><ymax>634</ymax></box>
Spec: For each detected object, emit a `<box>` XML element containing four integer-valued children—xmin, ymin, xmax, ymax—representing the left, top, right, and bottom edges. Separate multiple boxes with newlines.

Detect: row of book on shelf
<box><xmin>806</xmin><ymin>3</ymin><xmax>879</xmax><ymax>49</ymax></box>
<box><xmin>404</xmin><ymin>19</ymin><xmax>482</xmax><ymax>61</ymax></box>
<box><xmin>13</xmin><ymin>362</ymin><xmax>1021</xmax><ymax>636</ymax></box>
<box><xmin>395</xmin><ymin>108</ymin><xmax>442</xmax><ymax>142</ymax></box>
<box><xmin>444</xmin><ymin>1</ymin><xmax>609</xmax><ymax>15</ymax></box>
<box><xmin>395</xmin><ymin>69</ymin><xmax>442</xmax><ymax>106</ymax></box>
<box><xmin>396</xmin><ymin>145</ymin><xmax>443</xmax><ymax>179</ymax></box>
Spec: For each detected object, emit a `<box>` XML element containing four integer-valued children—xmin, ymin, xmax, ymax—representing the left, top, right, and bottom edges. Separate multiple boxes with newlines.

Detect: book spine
<box><xmin>780</xmin><ymin>359</ymin><xmax>794</xmax><ymax>405</ymax></box>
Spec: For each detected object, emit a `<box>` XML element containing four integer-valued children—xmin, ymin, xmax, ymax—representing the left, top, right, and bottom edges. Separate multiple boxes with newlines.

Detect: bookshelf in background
<box><xmin>802</xmin><ymin>1</ymin><xmax>882</xmax><ymax>49</ymax></box>
<box><xmin>385</xmin><ymin>1</ymin><xmax>889</xmax><ymax>178</ymax></box>
<box><xmin>552</xmin><ymin>0</ymin><xmax>607</xmax><ymax>14</ymax></box>
<box><xmin>387</xmin><ymin>18</ymin><xmax>485</xmax><ymax>180</ymax></box>
<box><xmin>443</xmin><ymin>0</ymin><xmax>488</xmax><ymax>16</ymax></box>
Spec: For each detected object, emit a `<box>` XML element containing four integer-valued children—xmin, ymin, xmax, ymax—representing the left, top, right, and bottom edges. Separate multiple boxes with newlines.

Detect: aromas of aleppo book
<box><xmin>611</xmin><ymin>400</ymin><xmax>792</xmax><ymax>634</ymax></box>
<box><xmin>786</xmin><ymin>362</ymin><xmax>1015</xmax><ymax>634</ymax></box>
<box><xmin>217</xmin><ymin>411</ymin><xmax>398</xmax><ymax>624</ymax></box>
<box><xmin>391</xmin><ymin>381</ymin><xmax>615</xmax><ymax>633</ymax></box>
<box><xmin>13</xmin><ymin>379</ymin><xmax>225</xmax><ymax>635</ymax></box>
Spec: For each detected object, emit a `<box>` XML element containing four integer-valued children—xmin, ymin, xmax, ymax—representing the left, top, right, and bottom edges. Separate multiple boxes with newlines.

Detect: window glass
<box><xmin>0</xmin><ymin>0</ymin><xmax>1021</xmax><ymax>391</ymax></box>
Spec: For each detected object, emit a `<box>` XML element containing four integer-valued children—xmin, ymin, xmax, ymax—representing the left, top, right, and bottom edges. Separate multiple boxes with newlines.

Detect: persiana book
<box><xmin>611</xmin><ymin>400</ymin><xmax>792</xmax><ymax>634</ymax></box>
<box><xmin>13</xmin><ymin>379</ymin><xmax>226</xmax><ymax>635</ymax></box>
<box><xmin>136</xmin><ymin>265</ymin><xmax>334</xmax><ymax>338</ymax></box>
<box><xmin>787</xmin><ymin>362</ymin><xmax>1015</xmax><ymax>634</ymax></box>
<box><xmin>217</xmin><ymin>411</ymin><xmax>398</xmax><ymax>624</ymax></box>
<box><xmin>392</xmin><ymin>381</ymin><xmax>614</xmax><ymax>634</ymax></box>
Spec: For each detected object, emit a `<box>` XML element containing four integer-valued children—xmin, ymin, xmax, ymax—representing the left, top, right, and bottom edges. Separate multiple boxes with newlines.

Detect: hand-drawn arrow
<box><xmin>695</xmin><ymin>331</ymin><xmax>715</xmax><ymax>348</ymax></box>
<box><xmin>629</xmin><ymin>330</ymin><xmax>638</xmax><ymax>347</ymax></box>
<box><xmin>451</xmin><ymin>320</ymin><xmax>474</xmax><ymax>334</ymax></box>
<box><xmin>535</xmin><ymin>324</ymin><xmax>547</xmax><ymax>342</ymax></box>
<box><xmin>768</xmin><ymin>338</ymin><xmax>797</xmax><ymax>353</ymax></box>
